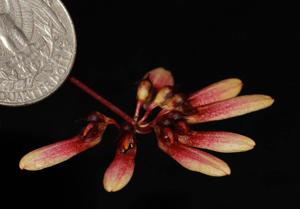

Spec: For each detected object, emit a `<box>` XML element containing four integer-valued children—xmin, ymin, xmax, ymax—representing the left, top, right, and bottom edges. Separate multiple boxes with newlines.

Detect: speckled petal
<box><xmin>186</xmin><ymin>95</ymin><xmax>274</xmax><ymax>123</ymax></box>
<box><xmin>19</xmin><ymin>121</ymin><xmax>109</xmax><ymax>171</ymax></box>
<box><xmin>178</xmin><ymin>131</ymin><xmax>255</xmax><ymax>153</ymax></box>
<box><xmin>19</xmin><ymin>135</ymin><xmax>100</xmax><ymax>171</ymax></box>
<box><xmin>158</xmin><ymin>139</ymin><xmax>231</xmax><ymax>176</ymax></box>
<box><xmin>188</xmin><ymin>78</ymin><xmax>243</xmax><ymax>107</ymax></box>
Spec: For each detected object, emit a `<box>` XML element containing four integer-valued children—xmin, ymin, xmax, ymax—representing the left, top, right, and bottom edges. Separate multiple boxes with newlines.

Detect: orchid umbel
<box><xmin>19</xmin><ymin>67</ymin><xmax>274</xmax><ymax>192</ymax></box>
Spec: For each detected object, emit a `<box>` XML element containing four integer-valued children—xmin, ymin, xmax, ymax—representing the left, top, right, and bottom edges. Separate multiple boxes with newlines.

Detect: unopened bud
<box><xmin>161</xmin><ymin>94</ymin><xmax>185</xmax><ymax>110</ymax></box>
<box><xmin>153</xmin><ymin>86</ymin><xmax>173</xmax><ymax>106</ymax></box>
<box><xmin>137</xmin><ymin>80</ymin><xmax>152</xmax><ymax>102</ymax></box>
<box><xmin>143</xmin><ymin>67</ymin><xmax>174</xmax><ymax>90</ymax></box>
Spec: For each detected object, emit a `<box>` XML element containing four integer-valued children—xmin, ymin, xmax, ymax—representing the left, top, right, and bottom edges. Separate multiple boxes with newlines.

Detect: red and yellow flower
<box><xmin>20</xmin><ymin>68</ymin><xmax>273</xmax><ymax>192</ymax></box>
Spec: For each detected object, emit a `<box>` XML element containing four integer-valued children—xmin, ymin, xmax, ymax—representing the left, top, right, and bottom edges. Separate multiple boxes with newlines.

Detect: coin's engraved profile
<box><xmin>0</xmin><ymin>0</ymin><xmax>76</xmax><ymax>106</ymax></box>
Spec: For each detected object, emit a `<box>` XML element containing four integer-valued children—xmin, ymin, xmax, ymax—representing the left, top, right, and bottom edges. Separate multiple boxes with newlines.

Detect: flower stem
<box><xmin>69</xmin><ymin>76</ymin><xmax>134</xmax><ymax>125</ymax></box>
<box><xmin>133</xmin><ymin>101</ymin><xmax>143</xmax><ymax>122</ymax></box>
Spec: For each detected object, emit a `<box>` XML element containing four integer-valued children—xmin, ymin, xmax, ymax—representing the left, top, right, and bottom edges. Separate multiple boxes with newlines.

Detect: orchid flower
<box><xmin>19</xmin><ymin>67</ymin><xmax>274</xmax><ymax>192</ymax></box>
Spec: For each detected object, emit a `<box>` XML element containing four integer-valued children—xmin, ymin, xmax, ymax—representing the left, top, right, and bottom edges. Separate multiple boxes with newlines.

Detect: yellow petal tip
<box><xmin>103</xmin><ymin>185</ymin><xmax>121</xmax><ymax>192</ymax></box>
<box><xmin>103</xmin><ymin>185</ymin><xmax>113</xmax><ymax>192</ymax></box>
<box><xmin>103</xmin><ymin>178</ymin><xmax>128</xmax><ymax>192</ymax></box>
<box><xmin>229</xmin><ymin>78</ymin><xmax>243</xmax><ymax>85</ymax></box>
<box><xmin>237</xmin><ymin>136</ymin><xmax>256</xmax><ymax>152</ymax></box>
<box><xmin>19</xmin><ymin>160</ymin><xmax>25</xmax><ymax>170</ymax></box>
<box><xmin>19</xmin><ymin>155</ymin><xmax>30</xmax><ymax>170</ymax></box>
<box><xmin>225</xmin><ymin>167</ymin><xmax>231</xmax><ymax>175</ymax></box>
<box><xmin>258</xmin><ymin>95</ymin><xmax>275</xmax><ymax>109</ymax></box>
<box><xmin>18</xmin><ymin>155</ymin><xmax>40</xmax><ymax>171</ymax></box>
<box><xmin>247</xmin><ymin>137</ymin><xmax>256</xmax><ymax>148</ymax></box>
<box><xmin>218</xmin><ymin>164</ymin><xmax>231</xmax><ymax>176</ymax></box>
<box><xmin>208</xmin><ymin>166</ymin><xmax>231</xmax><ymax>177</ymax></box>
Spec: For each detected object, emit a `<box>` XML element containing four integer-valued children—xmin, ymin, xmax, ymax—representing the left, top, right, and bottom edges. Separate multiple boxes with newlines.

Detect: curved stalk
<box><xmin>69</xmin><ymin>76</ymin><xmax>134</xmax><ymax>125</ymax></box>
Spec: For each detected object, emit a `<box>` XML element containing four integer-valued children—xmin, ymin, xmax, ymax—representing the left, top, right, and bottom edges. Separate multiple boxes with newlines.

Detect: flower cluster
<box><xmin>19</xmin><ymin>68</ymin><xmax>274</xmax><ymax>192</ymax></box>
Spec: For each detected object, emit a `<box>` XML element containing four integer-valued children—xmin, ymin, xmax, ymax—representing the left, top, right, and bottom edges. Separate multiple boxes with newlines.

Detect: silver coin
<box><xmin>0</xmin><ymin>0</ymin><xmax>76</xmax><ymax>106</ymax></box>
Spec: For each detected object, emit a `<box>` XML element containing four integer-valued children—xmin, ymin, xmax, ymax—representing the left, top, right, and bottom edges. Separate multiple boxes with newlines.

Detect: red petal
<box><xmin>186</xmin><ymin>95</ymin><xmax>274</xmax><ymax>123</ymax></box>
<box><xmin>103</xmin><ymin>133</ymin><xmax>136</xmax><ymax>192</ymax></box>
<box><xmin>188</xmin><ymin>78</ymin><xmax>243</xmax><ymax>107</ymax></box>
<box><xmin>158</xmin><ymin>139</ymin><xmax>230</xmax><ymax>176</ymax></box>
<box><xmin>19</xmin><ymin>122</ymin><xmax>107</xmax><ymax>171</ymax></box>
<box><xmin>178</xmin><ymin>131</ymin><xmax>255</xmax><ymax>153</ymax></box>
<box><xmin>144</xmin><ymin>67</ymin><xmax>174</xmax><ymax>90</ymax></box>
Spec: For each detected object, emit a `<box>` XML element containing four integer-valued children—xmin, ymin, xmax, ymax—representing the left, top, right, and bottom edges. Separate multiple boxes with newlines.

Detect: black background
<box><xmin>1</xmin><ymin>0</ymin><xmax>297</xmax><ymax>209</ymax></box>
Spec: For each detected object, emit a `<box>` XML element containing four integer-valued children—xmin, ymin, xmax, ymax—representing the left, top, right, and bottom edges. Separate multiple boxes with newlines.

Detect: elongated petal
<box><xmin>158</xmin><ymin>140</ymin><xmax>230</xmax><ymax>176</ymax></box>
<box><xmin>178</xmin><ymin>131</ymin><xmax>255</xmax><ymax>153</ymax></box>
<box><xmin>103</xmin><ymin>133</ymin><xmax>136</xmax><ymax>192</ymax></box>
<box><xmin>19</xmin><ymin>136</ymin><xmax>99</xmax><ymax>171</ymax></box>
<box><xmin>188</xmin><ymin>78</ymin><xmax>243</xmax><ymax>107</ymax></box>
<box><xmin>144</xmin><ymin>67</ymin><xmax>174</xmax><ymax>90</ymax></box>
<box><xmin>186</xmin><ymin>95</ymin><xmax>274</xmax><ymax>123</ymax></box>
<box><xmin>19</xmin><ymin>122</ymin><xmax>108</xmax><ymax>171</ymax></box>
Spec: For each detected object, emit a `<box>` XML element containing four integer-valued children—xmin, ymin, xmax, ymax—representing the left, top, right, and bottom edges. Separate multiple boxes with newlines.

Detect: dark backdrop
<box><xmin>1</xmin><ymin>1</ymin><xmax>297</xmax><ymax>209</ymax></box>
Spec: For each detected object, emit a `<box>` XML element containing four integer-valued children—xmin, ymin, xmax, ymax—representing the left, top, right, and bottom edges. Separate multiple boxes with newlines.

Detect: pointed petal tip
<box><xmin>222</xmin><ymin>162</ymin><xmax>231</xmax><ymax>175</ymax></box>
<box><xmin>244</xmin><ymin>137</ymin><xmax>256</xmax><ymax>149</ymax></box>
<box><xmin>103</xmin><ymin>155</ymin><xmax>135</xmax><ymax>192</ymax></box>
<box><xmin>201</xmin><ymin>159</ymin><xmax>231</xmax><ymax>177</ymax></box>
<box><xmin>103</xmin><ymin>179</ymin><xmax>129</xmax><ymax>192</ymax></box>
<box><xmin>234</xmin><ymin>136</ymin><xmax>256</xmax><ymax>153</ymax></box>
<box><xmin>225</xmin><ymin>166</ymin><xmax>231</xmax><ymax>175</ymax></box>
<box><xmin>221</xmin><ymin>78</ymin><xmax>243</xmax><ymax>88</ymax></box>
<box><xmin>212</xmin><ymin>164</ymin><xmax>231</xmax><ymax>177</ymax></box>
<box><xmin>251</xmin><ymin>94</ymin><xmax>274</xmax><ymax>110</ymax></box>
<box><xmin>18</xmin><ymin>151</ymin><xmax>48</xmax><ymax>171</ymax></box>
<box><xmin>103</xmin><ymin>182</ymin><xmax>120</xmax><ymax>192</ymax></box>
<box><xmin>19</xmin><ymin>158</ymin><xmax>25</xmax><ymax>170</ymax></box>
<box><xmin>19</xmin><ymin>157</ymin><xmax>38</xmax><ymax>171</ymax></box>
<box><xmin>229</xmin><ymin>78</ymin><xmax>243</xmax><ymax>84</ymax></box>
<box><xmin>265</xmin><ymin>95</ymin><xmax>275</xmax><ymax>105</ymax></box>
